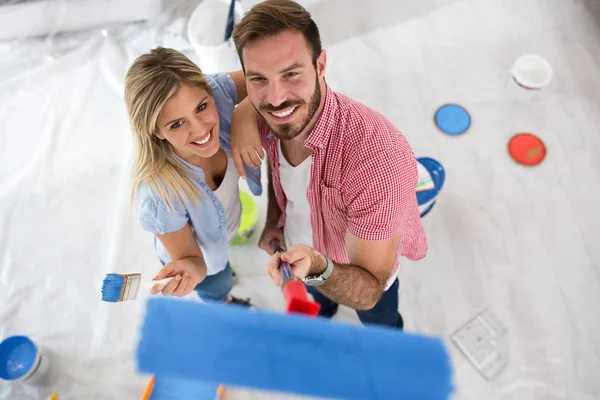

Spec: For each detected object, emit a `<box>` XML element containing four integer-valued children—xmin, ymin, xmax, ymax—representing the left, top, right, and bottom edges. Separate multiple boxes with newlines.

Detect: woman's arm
<box><xmin>151</xmin><ymin>224</ymin><xmax>208</xmax><ymax>296</ymax></box>
<box><xmin>228</xmin><ymin>70</ymin><xmax>247</xmax><ymax>103</ymax></box>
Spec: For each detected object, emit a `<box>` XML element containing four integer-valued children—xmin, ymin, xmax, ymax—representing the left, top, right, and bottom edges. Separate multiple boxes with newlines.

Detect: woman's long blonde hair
<box><xmin>124</xmin><ymin>47</ymin><xmax>213</xmax><ymax>210</ymax></box>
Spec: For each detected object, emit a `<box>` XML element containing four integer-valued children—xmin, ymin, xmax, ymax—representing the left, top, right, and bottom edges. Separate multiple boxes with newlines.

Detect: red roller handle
<box><xmin>270</xmin><ymin>239</ymin><xmax>320</xmax><ymax>317</ymax></box>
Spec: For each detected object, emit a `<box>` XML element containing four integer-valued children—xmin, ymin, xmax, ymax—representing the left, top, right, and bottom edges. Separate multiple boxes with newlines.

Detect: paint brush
<box><xmin>101</xmin><ymin>273</ymin><xmax>176</xmax><ymax>303</ymax></box>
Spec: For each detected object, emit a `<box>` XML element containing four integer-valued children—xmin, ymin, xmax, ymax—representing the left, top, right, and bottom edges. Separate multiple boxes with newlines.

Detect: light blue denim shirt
<box><xmin>136</xmin><ymin>73</ymin><xmax>262</xmax><ymax>275</ymax></box>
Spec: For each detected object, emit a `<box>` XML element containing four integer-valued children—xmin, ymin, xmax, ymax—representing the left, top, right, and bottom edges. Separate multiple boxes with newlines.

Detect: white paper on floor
<box><xmin>1</xmin><ymin>0</ymin><xmax>600</xmax><ymax>399</ymax></box>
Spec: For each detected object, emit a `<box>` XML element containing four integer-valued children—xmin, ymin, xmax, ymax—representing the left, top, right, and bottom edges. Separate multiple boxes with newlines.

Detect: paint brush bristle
<box><xmin>101</xmin><ymin>273</ymin><xmax>142</xmax><ymax>302</ymax></box>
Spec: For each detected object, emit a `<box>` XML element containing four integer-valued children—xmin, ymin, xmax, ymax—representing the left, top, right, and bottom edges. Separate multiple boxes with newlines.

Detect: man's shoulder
<box><xmin>330</xmin><ymin>90</ymin><xmax>407</xmax><ymax>155</ymax></box>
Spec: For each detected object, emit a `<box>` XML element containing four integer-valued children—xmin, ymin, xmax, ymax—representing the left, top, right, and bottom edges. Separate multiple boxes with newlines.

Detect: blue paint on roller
<box><xmin>150</xmin><ymin>375</ymin><xmax>220</xmax><ymax>400</ymax></box>
<box><xmin>137</xmin><ymin>298</ymin><xmax>454</xmax><ymax>400</ymax></box>
<box><xmin>434</xmin><ymin>104</ymin><xmax>471</xmax><ymax>135</ymax></box>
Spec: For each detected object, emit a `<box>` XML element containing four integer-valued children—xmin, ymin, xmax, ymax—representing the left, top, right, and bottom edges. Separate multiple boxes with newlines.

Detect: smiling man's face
<box><xmin>243</xmin><ymin>30</ymin><xmax>326</xmax><ymax>140</ymax></box>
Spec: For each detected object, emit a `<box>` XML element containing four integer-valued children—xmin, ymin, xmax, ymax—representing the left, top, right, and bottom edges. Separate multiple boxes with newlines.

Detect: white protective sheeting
<box><xmin>0</xmin><ymin>0</ymin><xmax>164</xmax><ymax>41</ymax></box>
<box><xmin>1</xmin><ymin>0</ymin><xmax>600</xmax><ymax>399</ymax></box>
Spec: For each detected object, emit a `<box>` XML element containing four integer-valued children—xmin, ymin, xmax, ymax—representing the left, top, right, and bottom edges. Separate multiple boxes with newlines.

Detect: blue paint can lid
<box><xmin>0</xmin><ymin>336</ymin><xmax>38</xmax><ymax>380</ymax></box>
<box><xmin>434</xmin><ymin>104</ymin><xmax>471</xmax><ymax>135</ymax></box>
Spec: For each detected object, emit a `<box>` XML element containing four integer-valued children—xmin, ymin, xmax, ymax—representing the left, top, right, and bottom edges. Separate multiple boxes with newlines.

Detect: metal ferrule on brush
<box><xmin>122</xmin><ymin>273</ymin><xmax>142</xmax><ymax>301</ymax></box>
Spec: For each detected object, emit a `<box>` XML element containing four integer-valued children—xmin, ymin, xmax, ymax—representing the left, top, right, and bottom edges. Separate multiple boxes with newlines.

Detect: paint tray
<box><xmin>452</xmin><ymin>309</ymin><xmax>508</xmax><ymax>380</ymax></box>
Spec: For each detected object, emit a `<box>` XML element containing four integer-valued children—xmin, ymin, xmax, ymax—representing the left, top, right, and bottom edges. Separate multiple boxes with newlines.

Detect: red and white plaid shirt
<box><xmin>259</xmin><ymin>85</ymin><xmax>427</xmax><ymax>289</ymax></box>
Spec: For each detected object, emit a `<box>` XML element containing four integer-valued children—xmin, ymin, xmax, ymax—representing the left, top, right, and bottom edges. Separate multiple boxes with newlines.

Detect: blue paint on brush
<box><xmin>101</xmin><ymin>273</ymin><xmax>124</xmax><ymax>302</ymax></box>
<box><xmin>137</xmin><ymin>298</ymin><xmax>454</xmax><ymax>400</ymax></box>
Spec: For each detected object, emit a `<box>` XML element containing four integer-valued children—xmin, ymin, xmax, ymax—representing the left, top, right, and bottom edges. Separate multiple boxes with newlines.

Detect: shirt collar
<box><xmin>304</xmin><ymin>84</ymin><xmax>337</xmax><ymax>150</ymax></box>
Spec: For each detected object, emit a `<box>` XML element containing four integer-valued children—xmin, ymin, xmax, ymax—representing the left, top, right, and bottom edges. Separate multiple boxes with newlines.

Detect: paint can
<box><xmin>187</xmin><ymin>0</ymin><xmax>243</xmax><ymax>74</ymax></box>
<box><xmin>509</xmin><ymin>54</ymin><xmax>553</xmax><ymax>101</ymax></box>
<box><xmin>416</xmin><ymin>157</ymin><xmax>446</xmax><ymax>218</ymax></box>
<box><xmin>231</xmin><ymin>190</ymin><xmax>258</xmax><ymax>245</ymax></box>
<box><xmin>0</xmin><ymin>335</ymin><xmax>50</xmax><ymax>384</ymax></box>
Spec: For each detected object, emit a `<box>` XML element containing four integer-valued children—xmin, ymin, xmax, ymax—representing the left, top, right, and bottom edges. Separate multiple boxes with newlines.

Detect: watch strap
<box><xmin>303</xmin><ymin>256</ymin><xmax>333</xmax><ymax>283</ymax></box>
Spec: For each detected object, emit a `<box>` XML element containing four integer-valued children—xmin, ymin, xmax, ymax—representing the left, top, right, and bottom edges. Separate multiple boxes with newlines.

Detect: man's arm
<box><xmin>270</xmin><ymin>232</ymin><xmax>398</xmax><ymax>309</ymax></box>
<box><xmin>317</xmin><ymin>232</ymin><xmax>398</xmax><ymax>309</ymax></box>
<box><xmin>322</xmin><ymin>141</ymin><xmax>418</xmax><ymax>308</ymax></box>
<box><xmin>258</xmin><ymin>161</ymin><xmax>286</xmax><ymax>253</ymax></box>
<box><xmin>266</xmin><ymin>143</ymin><xmax>417</xmax><ymax>309</ymax></box>
<box><xmin>265</xmin><ymin>162</ymin><xmax>282</xmax><ymax>226</ymax></box>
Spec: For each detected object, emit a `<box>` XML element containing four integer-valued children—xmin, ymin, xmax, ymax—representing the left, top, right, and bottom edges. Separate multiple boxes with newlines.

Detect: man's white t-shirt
<box><xmin>278</xmin><ymin>141</ymin><xmax>313</xmax><ymax>248</ymax></box>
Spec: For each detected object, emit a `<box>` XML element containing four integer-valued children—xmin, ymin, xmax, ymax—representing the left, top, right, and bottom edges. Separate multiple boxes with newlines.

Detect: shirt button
<box><xmin>267</xmin><ymin>133</ymin><xmax>275</xmax><ymax>139</ymax></box>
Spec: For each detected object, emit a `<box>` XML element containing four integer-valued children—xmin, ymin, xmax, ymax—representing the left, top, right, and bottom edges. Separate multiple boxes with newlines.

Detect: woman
<box><xmin>124</xmin><ymin>47</ymin><xmax>260</xmax><ymax>305</ymax></box>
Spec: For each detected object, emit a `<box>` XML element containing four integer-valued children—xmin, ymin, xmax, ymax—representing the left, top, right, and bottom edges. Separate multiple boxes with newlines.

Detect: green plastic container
<box><xmin>231</xmin><ymin>190</ymin><xmax>258</xmax><ymax>245</ymax></box>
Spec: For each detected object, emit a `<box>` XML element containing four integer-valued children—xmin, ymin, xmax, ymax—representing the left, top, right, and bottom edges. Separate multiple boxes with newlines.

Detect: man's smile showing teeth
<box><xmin>270</xmin><ymin>107</ymin><xmax>297</xmax><ymax>118</ymax></box>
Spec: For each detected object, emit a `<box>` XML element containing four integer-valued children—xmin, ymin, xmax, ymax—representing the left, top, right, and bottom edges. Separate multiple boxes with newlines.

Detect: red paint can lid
<box><xmin>508</xmin><ymin>133</ymin><xmax>547</xmax><ymax>166</ymax></box>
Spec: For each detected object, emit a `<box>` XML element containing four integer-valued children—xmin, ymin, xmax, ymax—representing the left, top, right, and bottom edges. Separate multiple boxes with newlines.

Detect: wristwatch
<box><xmin>303</xmin><ymin>256</ymin><xmax>334</xmax><ymax>286</ymax></box>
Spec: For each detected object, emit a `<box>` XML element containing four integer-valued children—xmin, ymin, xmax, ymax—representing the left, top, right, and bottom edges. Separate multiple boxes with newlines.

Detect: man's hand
<box><xmin>264</xmin><ymin>233</ymin><xmax>399</xmax><ymax>310</ymax></box>
<box><xmin>265</xmin><ymin>244</ymin><xmax>327</xmax><ymax>286</ymax></box>
<box><xmin>149</xmin><ymin>257</ymin><xmax>206</xmax><ymax>296</ymax></box>
<box><xmin>231</xmin><ymin>98</ymin><xmax>264</xmax><ymax>178</ymax></box>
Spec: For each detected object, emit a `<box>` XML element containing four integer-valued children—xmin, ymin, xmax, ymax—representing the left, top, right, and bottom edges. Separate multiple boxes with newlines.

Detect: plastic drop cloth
<box><xmin>1</xmin><ymin>0</ymin><xmax>600</xmax><ymax>399</ymax></box>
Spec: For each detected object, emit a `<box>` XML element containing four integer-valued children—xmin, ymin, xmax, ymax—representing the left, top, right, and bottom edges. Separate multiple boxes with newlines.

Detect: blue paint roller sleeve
<box><xmin>137</xmin><ymin>298</ymin><xmax>454</xmax><ymax>400</ymax></box>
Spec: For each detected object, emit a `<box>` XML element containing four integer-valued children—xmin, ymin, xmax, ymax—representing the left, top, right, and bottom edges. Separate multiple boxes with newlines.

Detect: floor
<box><xmin>1</xmin><ymin>0</ymin><xmax>599</xmax><ymax>399</ymax></box>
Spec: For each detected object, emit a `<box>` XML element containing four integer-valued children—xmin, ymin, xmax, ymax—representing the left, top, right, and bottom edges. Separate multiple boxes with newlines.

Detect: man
<box><xmin>231</xmin><ymin>0</ymin><xmax>427</xmax><ymax>328</ymax></box>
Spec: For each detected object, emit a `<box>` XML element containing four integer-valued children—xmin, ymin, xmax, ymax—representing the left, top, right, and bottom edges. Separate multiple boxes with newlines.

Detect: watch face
<box><xmin>303</xmin><ymin>277</ymin><xmax>324</xmax><ymax>287</ymax></box>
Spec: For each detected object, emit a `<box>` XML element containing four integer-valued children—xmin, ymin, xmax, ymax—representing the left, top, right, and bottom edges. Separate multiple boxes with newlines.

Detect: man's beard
<box><xmin>259</xmin><ymin>77</ymin><xmax>321</xmax><ymax>140</ymax></box>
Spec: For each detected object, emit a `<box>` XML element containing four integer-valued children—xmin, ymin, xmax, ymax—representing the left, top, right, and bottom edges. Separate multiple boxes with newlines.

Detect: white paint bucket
<box><xmin>187</xmin><ymin>0</ymin><xmax>244</xmax><ymax>74</ymax></box>
<box><xmin>509</xmin><ymin>54</ymin><xmax>553</xmax><ymax>101</ymax></box>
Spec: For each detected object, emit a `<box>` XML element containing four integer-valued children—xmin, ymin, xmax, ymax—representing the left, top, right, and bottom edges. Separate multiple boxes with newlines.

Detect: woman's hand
<box><xmin>150</xmin><ymin>256</ymin><xmax>206</xmax><ymax>296</ymax></box>
<box><xmin>231</xmin><ymin>97</ymin><xmax>264</xmax><ymax>178</ymax></box>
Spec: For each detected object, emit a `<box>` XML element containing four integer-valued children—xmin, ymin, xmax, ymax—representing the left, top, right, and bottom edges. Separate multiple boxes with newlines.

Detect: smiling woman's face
<box><xmin>156</xmin><ymin>84</ymin><xmax>220</xmax><ymax>162</ymax></box>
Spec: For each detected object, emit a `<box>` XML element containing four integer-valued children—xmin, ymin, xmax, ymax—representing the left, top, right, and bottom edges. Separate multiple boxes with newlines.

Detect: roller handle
<box><xmin>269</xmin><ymin>239</ymin><xmax>320</xmax><ymax>317</ymax></box>
<box><xmin>269</xmin><ymin>239</ymin><xmax>294</xmax><ymax>282</ymax></box>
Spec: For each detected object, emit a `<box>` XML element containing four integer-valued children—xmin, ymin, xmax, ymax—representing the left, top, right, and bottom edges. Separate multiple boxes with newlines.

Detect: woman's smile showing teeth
<box><xmin>190</xmin><ymin>129</ymin><xmax>212</xmax><ymax>147</ymax></box>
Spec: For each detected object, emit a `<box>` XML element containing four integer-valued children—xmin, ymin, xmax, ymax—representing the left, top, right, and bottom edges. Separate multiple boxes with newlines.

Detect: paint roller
<box><xmin>137</xmin><ymin>298</ymin><xmax>454</xmax><ymax>399</ymax></box>
<box><xmin>269</xmin><ymin>238</ymin><xmax>320</xmax><ymax>316</ymax></box>
<box><xmin>141</xmin><ymin>240</ymin><xmax>320</xmax><ymax>399</ymax></box>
